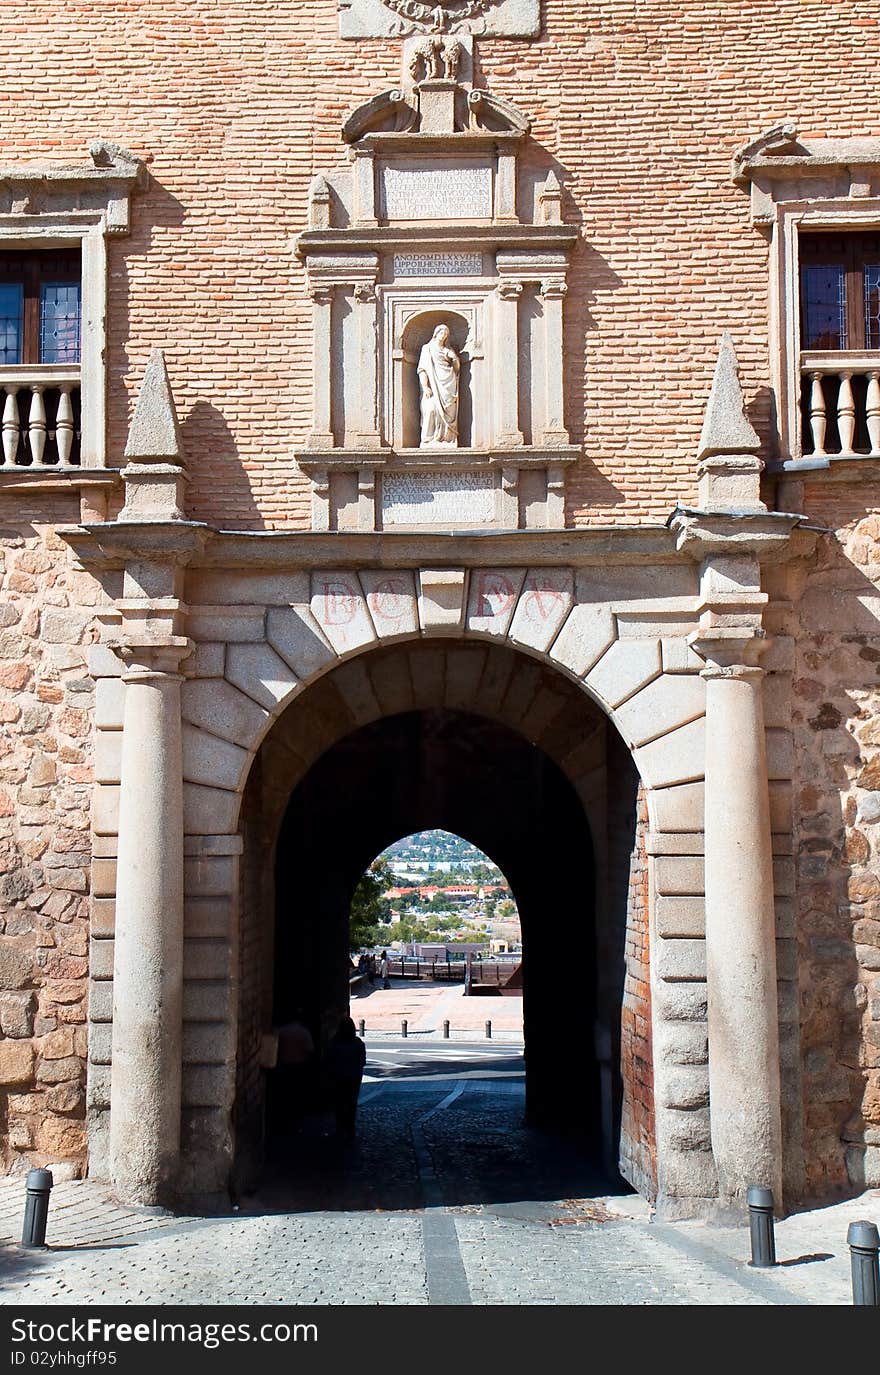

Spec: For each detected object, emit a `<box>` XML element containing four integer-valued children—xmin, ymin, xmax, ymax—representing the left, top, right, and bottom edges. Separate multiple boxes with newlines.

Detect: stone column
<box><xmin>110</xmin><ymin>641</ymin><xmax>190</xmax><ymax>1205</ymax></box>
<box><xmin>699</xmin><ymin>633</ymin><xmax>783</xmax><ymax>1210</ymax></box>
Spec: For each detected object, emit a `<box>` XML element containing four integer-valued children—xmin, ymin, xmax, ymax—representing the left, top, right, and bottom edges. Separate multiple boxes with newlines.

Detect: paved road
<box><xmin>0</xmin><ymin>1042</ymin><xmax>874</xmax><ymax>1305</ymax></box>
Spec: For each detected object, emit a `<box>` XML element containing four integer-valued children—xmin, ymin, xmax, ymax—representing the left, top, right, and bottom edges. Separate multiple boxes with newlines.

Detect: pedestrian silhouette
<box><xmin>325</xmin><ymin>1016</ymin><xmax>367</xmax><ymax>1143</ymax></box>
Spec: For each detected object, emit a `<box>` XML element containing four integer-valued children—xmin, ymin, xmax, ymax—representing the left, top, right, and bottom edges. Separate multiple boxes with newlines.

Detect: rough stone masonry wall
<box><xmin>790</xmin><ymin>478</ymin><xmax>880</xmax><ymax>1196</ymax></box>
<box><xmin>2</xmin><ymin>2</ymin><xmax>880</xmax><ymax>527</ymax></box>
<box><xmin>0</xmin><ymin>495</ymin><xmax>100</xmax><ymax>1177</ymax></box>
<box><xmin>615</xmin><ymin>780</ymin><xmax>656</xmax><ymax>1200</ymax></box>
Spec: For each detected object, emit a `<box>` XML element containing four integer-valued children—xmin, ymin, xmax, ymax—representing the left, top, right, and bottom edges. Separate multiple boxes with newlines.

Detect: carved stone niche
<box><xmin>296</xmin><ymin>65</ymin><xmax>578</xmax><ymax>532</ymax></box>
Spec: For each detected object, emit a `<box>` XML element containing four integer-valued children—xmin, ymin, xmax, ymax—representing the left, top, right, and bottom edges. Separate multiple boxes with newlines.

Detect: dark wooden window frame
<box><xmin>0</xmin><ymin>247</ymin><xmax>80</xmax><ymax>365</ymax></box>
<box><xmin>799</xmin><ymin>231</ymin><xmax>880</xmax><ymax>351</ymax></box>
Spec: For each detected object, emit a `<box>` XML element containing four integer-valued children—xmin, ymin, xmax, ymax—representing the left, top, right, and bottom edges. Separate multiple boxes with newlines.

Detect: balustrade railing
<box><xmin>0</xmin><ymin>366</ymin><xmax>81</xmax><ymax>469</ymax></box>
<box><xmin>800</xmin><ymin>351</ymin><xmax>880</xmax><ymax>459</ymax></box>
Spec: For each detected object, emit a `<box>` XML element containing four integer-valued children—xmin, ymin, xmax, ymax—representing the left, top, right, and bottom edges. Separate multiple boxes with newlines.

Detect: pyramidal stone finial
<box><xmin>695</xmin><ymin>334</ymin><xmax>765</xmax><ymax>512</ymax></box>
<box><xmin>123</xmin><ymin>348</ymin><xmax>183</xmax><ymax>464</ymax></box>
<box><xmin>697</xmin><ymin>333</ymin><xmax>761</xmax><ymax>461</ymax></box>
<box><xmin>119</xmin><ymin>349</ymin><xmax>187</xmax><ymax>523</ymax></box>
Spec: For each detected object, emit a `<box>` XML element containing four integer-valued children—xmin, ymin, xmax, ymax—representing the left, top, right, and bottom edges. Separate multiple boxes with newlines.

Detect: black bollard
<box><xmin>358</xmin><ymin>1019</ymin><xmax>365</xmax><ymax>1037</ymax></box>
<box><xmin>401</xmin><ymin>1019</ymin><xmax>408</xmax><ymax>1038</ymax></box>
<box><xmin>847</xmin><ymin>1220</ymin><xmax>880</xmax><ymax>1306</ymax></box>
<box><xmin>443</xmin><ymin>1019</ymin><xmax>450</xmax><ymax>1039</ymax></box>
<box><xmin>746</xmin><ymin>1185</ymin><xmax>776</xmax><ymax>1267</ymax></box>
<box><xmin>21</xmin><ymin>1168</ymin><xmax>53</xmax><ymax>1249</ymax></box>
<box><xmin>485</xmin><ymin>1019</ymin><xmax>492</xmax><ymax>1039</ymax></box>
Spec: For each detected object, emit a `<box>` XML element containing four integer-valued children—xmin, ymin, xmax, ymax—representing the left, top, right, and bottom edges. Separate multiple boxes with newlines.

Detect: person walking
<box><xmin>380</xmin><ymin>949</ymin><xmax>390</xmax><ymax>989</ymax></box>
<box><xmin>274</xmin><ymin>1009</ymin><xmax>315</xmax><ymax>1135</ymax></box>
<box><xmin>325</xmin><ymin>1016</ymin><xmax>367</xmax><ymax>1144</ymax></box>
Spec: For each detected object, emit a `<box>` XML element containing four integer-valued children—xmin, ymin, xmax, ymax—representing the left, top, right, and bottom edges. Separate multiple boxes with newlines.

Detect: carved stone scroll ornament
<box><xmin>382</xmin><ymin>0</ymin><xmax>499</xmax><ymax>35</ymax></box>
<box><xmin>418</xmin><ymin>324</ymin><xmax>461</xmax><ymax>447</ymax></box>
<box><xmin>339</xmin><ymin>0</ymin><xmax>540</xmax><ymax>39</ymax></box>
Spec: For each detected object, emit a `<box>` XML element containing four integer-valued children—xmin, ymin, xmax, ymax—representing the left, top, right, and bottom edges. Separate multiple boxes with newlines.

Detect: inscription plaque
<box><xmin>380</xmin><ymin>162</ymin><xmax>493</xmax><ymax>221</ymax></box>
<box><xmin>382</xmin><ymin>470</ymin><xmax>497</xmax><ymax>525</ymax></box>
<box><xmin>394</xmin><ymin>252</ymin><xmax>483</xmax><ymax>277</ymax></box>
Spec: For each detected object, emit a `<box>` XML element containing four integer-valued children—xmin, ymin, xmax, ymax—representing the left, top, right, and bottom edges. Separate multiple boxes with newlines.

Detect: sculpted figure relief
<box><xmin>418</xmin><ymin>324</ymin><xmax>460</xmax><ymax>446</ymax></box>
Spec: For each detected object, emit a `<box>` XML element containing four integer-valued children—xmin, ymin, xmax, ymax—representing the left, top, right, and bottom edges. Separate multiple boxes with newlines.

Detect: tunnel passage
<box><xmin>233</xmin><ymin>638</ymin><xmax>652</xmax><ymax>1199</ymax></box>
<box><xmin>273</xmin><ymin>709</ymin><xmax>597</xmax><ymax>1130</ymax></box>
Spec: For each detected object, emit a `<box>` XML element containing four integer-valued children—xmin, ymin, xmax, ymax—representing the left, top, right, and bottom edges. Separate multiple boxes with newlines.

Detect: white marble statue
<box><xmin>417</xmin><ymin>324</ymin><xmax>460</xmax><ymax>446</ymax></box>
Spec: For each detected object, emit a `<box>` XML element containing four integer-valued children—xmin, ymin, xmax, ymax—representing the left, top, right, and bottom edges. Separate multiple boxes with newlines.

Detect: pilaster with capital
<box><xmin>494</xmin><ymin>278</ymin><xmax>524</xmax><ymax>446</ymax></box>
<box><xmin>540</xmin><ymin>277</ymin><xmax>569</xmax><ymax>445</ymax></box>
<box><xmin>307</xmin><ymin>285</ymin><xmax>335</xmax><ymax>450</ymax></box>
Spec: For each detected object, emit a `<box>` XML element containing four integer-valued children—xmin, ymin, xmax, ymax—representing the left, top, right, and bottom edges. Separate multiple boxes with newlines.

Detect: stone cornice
<box><xmin>733</xmin><ymin>127</ymin><xmax>880</xmax><ymax>185</ymax></box>
<box><xmin>0</xmin><ymin>468</ymin><xmax>121</xmax><ymax>494</ymax></box>
<box><xmin>59</xmin><ymin>520</ymin><xmax>211</xmax><ymax>569</ymax></box>
<box><xmin>0</xmin><ymin>140</ymin><xmax>148</xmax><ymax>235</ymax></box>
<box><xmin>297</xmin><ymin>224</ymin><xmax>579</xmax><ymax>259</ymax></box>
<box><xmin>668</xmin><ymin>506</ymin><xmax>812</xmax><ymax>562</ymax></box>
<box><xmin>294</xmin><ymin>444</ymin><xmax>581</xmax><ymax>470</ymax></box>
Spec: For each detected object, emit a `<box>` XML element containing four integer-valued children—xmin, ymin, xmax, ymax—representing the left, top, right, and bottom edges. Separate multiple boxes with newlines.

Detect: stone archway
<box><xmin>88</xmin><ymin>546</ymin><xmax>789</xmax><ymax>1219</ymax></box>
<box><xmin>231</xmin><ymin>636</ymin><xmax>653</xmax><ymax>1201</ymax></box>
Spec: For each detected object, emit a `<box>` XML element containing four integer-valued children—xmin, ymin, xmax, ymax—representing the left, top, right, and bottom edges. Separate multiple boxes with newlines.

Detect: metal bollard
<box><xmin>358</xmin><ymin>1019</ymin><xmax>365</xmax><ymax>1038</ymax></box>
<box><xmin>746</xmin><ymin>1185</ymin><xmax>776</xmax><ymax>1267</ymax></box>
<box><xmin>401</xmin><ymin>1019</ymin><xmax>408</xmax><ymax>1038</ymax></box>
<box><xmin>485</xmin><ymin>1020</ymin><xmax>492</xmax><ymax>1039</ymax></box>
<box><xmin>443</xmin><ymin>1019</ymin><xmax>450</xmax><ymax>1039</ymax></box>
<box><xmin>847</xmin><ymin>1220</ymin><xmax>880</xmax><ymax>1306</ymax></box>
<box><xmin>21</xmin><ymin>1168</ymin><xmax>53</xmax><ymax>1250</ymax></box>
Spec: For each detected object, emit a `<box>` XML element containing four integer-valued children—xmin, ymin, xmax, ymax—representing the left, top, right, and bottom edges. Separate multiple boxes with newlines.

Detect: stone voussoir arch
<box><xmin>179</xmin><ymin>564</ymin><xmax>708</xmax><ymax>841</ymax></box>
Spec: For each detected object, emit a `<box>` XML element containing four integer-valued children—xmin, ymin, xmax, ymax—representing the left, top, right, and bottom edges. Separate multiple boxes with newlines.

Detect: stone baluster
<box><xmin>540</xmin><ymin>278</ymin><xmax>570</xmax><ymax>445</ymax></box>
<box><xmin>1</xmin><ymin>386</ymin><xmax>19</xmax><ymax>465</ymax></box>
<box><xmin>55</xmin><ymin>384</ymin><xmax>75</xmax><ymax>466</ymax></box>
<box><xmin>808</xmin><ymin>371</ymin><xmax>827</xmax><ymax>456</ymax></box>
<box><xmin>28</xmin><ymin>385</ymin><xmax>47</xmax><ymax>465</ymax></box>
<box><xmin>837</xmin><ymin>371</ymin><xmax>855</xmax><ymax>454</ymax></box>
<box><xmin>110</xmin><ymin>640</ymin><xmax>190</xmax><ymax>1205</ymax></box>
<box><xmin>867</xmin><ymin>370</ymin><xmax>880</xmax><ymax>456</ymax></box>
<box><xmin>307</xmin><ymin>285</ymin><xmax>335</xmax><ymax>450</ymax></box>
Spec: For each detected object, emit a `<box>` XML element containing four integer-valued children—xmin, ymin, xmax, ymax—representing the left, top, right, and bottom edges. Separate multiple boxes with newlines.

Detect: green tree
<box><xmin>349</xmin><ymin>858</ymin><xmax>394</xmax><ymax>951</ymax></box>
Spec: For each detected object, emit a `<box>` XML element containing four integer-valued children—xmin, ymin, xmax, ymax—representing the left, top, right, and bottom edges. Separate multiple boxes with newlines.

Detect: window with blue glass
<box><xmin>799</xmin><ymin>232</ymin><xmax>880</xmax><ymax>350</ymax></box>
<box><xmin>0</xmin><ymin>249</ymin><xmax>80</xmax><ymax>365</ymax></box>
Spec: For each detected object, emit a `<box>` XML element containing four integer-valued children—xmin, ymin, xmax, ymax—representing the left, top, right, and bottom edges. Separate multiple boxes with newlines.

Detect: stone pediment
<box><xmin>342</xmin><ymin>81</ymin><xmax>530</xmax><ymax>144</ymax></box>
<box><xmin>0</xmin><ymin>139</ymin><xmax>147</xmax><ymax>233</ymax></box>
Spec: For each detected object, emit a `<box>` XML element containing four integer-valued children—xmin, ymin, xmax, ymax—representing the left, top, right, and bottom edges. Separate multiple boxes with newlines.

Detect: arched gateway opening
<box><xmin>233</xmin><ymin>638</ymin><xmax>655</xmax><ymax>1201</ymax></box>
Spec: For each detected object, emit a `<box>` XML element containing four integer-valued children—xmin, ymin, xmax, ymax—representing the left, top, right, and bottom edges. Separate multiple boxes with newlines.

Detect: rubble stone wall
<box><xmin>0</xmin><ymin>497</ymin><xmax>101</xmax><ymax>1178</ymax></box>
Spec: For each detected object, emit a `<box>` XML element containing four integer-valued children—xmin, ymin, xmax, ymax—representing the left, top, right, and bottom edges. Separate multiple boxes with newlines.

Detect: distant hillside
<box><xmin>381</xmin><ymin>829</ymin><xmax>506</xmax><ymax>879</ymax></box>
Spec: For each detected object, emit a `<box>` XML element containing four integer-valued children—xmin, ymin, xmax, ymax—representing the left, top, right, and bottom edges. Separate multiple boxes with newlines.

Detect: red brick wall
<box><xmin>1</xmin><ymin>2</ymin><xmax>879</xmax><ymax>527</ymax></box>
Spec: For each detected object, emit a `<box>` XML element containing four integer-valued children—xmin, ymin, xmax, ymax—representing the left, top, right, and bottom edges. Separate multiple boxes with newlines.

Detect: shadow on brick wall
<box><xmin>179</xmin><ymin>400</ymin><xmax>264</xmax><ymax>530</ymax></box>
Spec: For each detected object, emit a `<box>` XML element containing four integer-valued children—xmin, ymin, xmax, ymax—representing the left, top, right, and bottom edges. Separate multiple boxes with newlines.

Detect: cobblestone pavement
<box><xmin>1</xmin><ymin>1047</ymin><xmax>877</xmax><ymax>1306</ymax></box>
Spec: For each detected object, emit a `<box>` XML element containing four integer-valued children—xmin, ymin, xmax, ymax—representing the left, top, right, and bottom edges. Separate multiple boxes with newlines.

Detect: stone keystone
<box><xmin>697</xmin><ymin>333</ymin><xmax>761</xmax><ymax>461</ymax></box>
<box><xmin>123</xmin><ymin>349</ymin><xmax>184</xmax><ymax>465</ymax></box>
